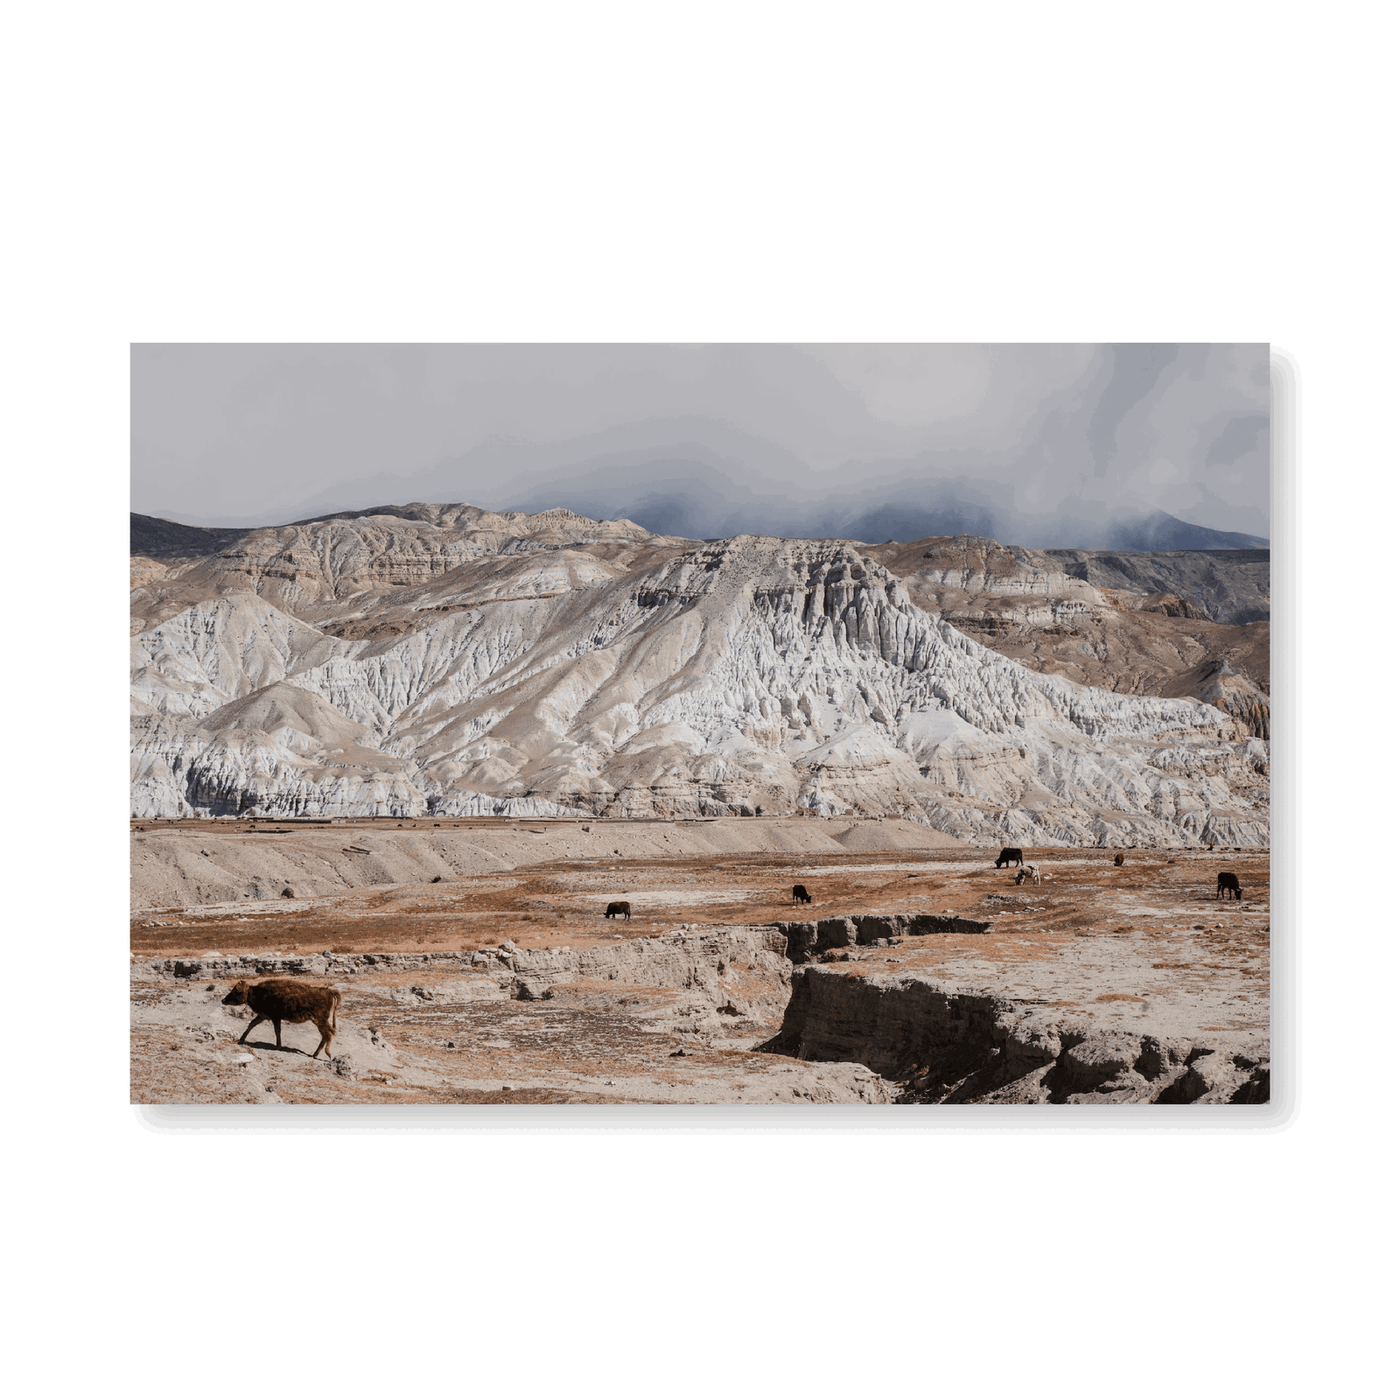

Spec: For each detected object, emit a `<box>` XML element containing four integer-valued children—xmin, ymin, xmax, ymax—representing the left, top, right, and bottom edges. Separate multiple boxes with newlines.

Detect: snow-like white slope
<box><xmin>130</xmin><ymin>522</ymin><xmax>1269</xmax><ymax>845</ymax></box>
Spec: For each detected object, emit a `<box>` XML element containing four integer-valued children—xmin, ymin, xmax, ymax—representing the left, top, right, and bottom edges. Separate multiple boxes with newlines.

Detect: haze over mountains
<box><xmin>131</xmin><ymin>504</ymin><xmax>1269</xmax><ymax>845</ymax></box>
<box><xmin>132</xmin><ymin>344</ymin><xmax>1271</xmax><ymax>549</ymax></box>
<box><xmin>149</xmin><ymin>443</ymin><xmax>1266</xmax><ymax>552</ymax></box>
<box><xmin>498</xmin><ymin>453</ymin><xmax>1267</xmax><ymax>550</ymax></box>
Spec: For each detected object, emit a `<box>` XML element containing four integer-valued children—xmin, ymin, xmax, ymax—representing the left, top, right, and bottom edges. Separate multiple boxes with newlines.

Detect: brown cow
<box><xmin>605</xmin><ymin>901</ymin><xmax>631</xmax><ymax>921</ymax></box>
<box><xmin>1113</xmin><ymin>853</ymin><xmax>1125</xmax><ymax>866</ymax></box>
<box><xmin>222</xmin><ymin>978</ymin><xmax>341</xmax><ymax>1059</ymax></box>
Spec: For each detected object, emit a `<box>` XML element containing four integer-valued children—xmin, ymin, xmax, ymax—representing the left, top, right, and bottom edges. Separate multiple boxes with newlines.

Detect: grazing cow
<box><xmin>1216</xmin><ymin>872</ymin><xmax>1242</xmax><ymax>901</ymax></box>
<box><xmin>994</xmin><ymin>847</ymin><xmax>1023</xmax><ymax>869</ymax></box>
<box><xmin>1113</xmin><ymin>853</ymin><xmax>1125</xmax><ymax>867</ymax></box>
<box><xmin>1015</xmin><ymin>863</ymin><xmax>1041</xmax><ymax>886</ymax></box>
<box><xmin>222</xmin><ymin>978</ymin><xmax>341</xmax><ymax>1059</ymax></box>
<box><xmin>605</xmin><ymin>900</ymin><xmax>631</xmax><ymax>920</ymax></box>
<box><xmin>792</xmin><ymin>884</ymin><xmax>813</xmax><ymax>906</ymax></box>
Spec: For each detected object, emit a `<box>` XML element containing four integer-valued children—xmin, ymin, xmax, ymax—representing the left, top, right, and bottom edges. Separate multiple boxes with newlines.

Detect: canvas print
<box><xmin>130</xmin><ymin>344</ymin><xmax>1271</xmax><ymax>1106</ymax></box>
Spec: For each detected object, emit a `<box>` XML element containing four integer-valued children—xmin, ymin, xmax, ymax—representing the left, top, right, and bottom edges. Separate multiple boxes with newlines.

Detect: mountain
<box><xmin>1097</xmin><ymin>510</ymin><xmax>1268</xmax><ymax>552</ymax></box>
<box><xmin>130</xmin><ymin>505</ymin><xmax>1269</xmax><ymax>844</ymax></box>
<box><xmin>506</xmin><ymin>466</ymin><xmax>1267</xmax><ymax>549</ymax></box>
<box><xmin>869</xmin><ymin>537</ymin><xmax>1270</xmax><ymax>739</ymax></box>
<box><xmin>130</xmin><ymin>513</ymin><xmax>252</xmax><ymax>558</ymax></box>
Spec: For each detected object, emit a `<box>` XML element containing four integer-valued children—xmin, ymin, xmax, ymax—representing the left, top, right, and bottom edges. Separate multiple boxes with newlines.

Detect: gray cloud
<box><xmin>131</xmin><ymin>343</ymin><xmax>1270</xmax><ymax>543</ymax></box>
<box><xmin>1206</xmin><ymin>412</ymin><xmax>1269</xmax><ymax>467</ymax></box>
<box><xmin>1088</xmin><ymin>344</ymin><xmax>1180</xmax><ymax>476</ymax></box>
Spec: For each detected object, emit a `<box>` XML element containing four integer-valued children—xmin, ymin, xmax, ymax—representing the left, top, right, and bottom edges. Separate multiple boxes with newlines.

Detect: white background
<box><xmin>4</xmin><ymin>3</ymin><xmax>1392</xmax><ymax>1396</ymax></box>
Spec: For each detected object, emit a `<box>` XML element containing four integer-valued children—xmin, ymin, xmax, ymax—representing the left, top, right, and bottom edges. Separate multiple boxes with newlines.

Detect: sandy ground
<box><xmin>129</xmin><ymin>814</ymin><xmax>966</xmax><ymax>913</ymax></box>
<box><xmin>131</xmin><ymin>818</ymin><xmax>1268</xmax><ymax>1105</ymax></box>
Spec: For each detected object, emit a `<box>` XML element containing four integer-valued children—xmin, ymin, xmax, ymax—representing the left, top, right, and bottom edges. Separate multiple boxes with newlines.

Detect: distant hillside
<box><xmin>1098</xmin><ymin>509</ymin><xmax>1268</xmax><ymax>552</ymax></box>
<box><xmin>130</xmin><ymin>513</ymin><xmax>251</xmax><ymax>559</ymax></box>
<box><xmin>869</xmin><ymin>535</ymin><xmax>1270</xmax><ymax>741</ymax></box>
<box><xmin>1033</xmin><ymin>546</ymin><xmax>1270</xmax><ymax>624</ymax></box>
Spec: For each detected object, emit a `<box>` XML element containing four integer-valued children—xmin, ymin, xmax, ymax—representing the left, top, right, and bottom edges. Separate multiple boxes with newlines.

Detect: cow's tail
<box><xmin>330</xmin><ymin>989</ymin><xmax>342</xmax><ymax>1030</ymax></box>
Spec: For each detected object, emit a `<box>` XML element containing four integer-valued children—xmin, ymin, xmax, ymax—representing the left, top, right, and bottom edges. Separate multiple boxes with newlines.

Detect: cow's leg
<box><xmin>312</xmin><ymin>1020</ymin><xmax>333</xmax><ymax>1059</ymax></box>
<box><xmin>239</xmin><ymin>1013</ymin><xmax>266</xmax><ymax>1045</ymax></box>
<box><xmin>272</xmin><ymin>1018</ymin><xmax>283</xmax><ymax>1048</ymax></box>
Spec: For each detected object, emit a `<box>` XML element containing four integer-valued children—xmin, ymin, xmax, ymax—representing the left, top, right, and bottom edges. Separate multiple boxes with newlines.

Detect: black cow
<box><xmin>605</xmin><ymin>900</ymin><xmax>631</xmax><ymax>920</ymax></box>
<box><xmin>1216</xmin><ymin>872</ymin><xmax>1242</xmax><ymax>901</ymax></box>
<box><xmin>994</xmin><ymin>848</ymin><xmax>1023</xmax><ymax>869</ymax></box>
<box><xmin>792</xmin><ymin>884</ymin><xmax>812</xmax><ymax>905</ymax></box>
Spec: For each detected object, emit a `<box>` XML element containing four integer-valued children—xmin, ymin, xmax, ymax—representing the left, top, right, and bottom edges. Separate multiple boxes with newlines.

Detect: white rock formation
<box><xmin>130</xmin><ymin>511</ymin><xmax>1268</xmax><ymax>845</ymax></box>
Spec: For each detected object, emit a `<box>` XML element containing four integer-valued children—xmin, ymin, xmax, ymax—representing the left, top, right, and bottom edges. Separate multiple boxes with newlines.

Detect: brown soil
<box><xmin>132</xmin><ymin>834</ymin><xmax>1266</xmax><ymax>972</ymax></box>
<box><xmin>131</xmin><ymin>825</ymin><xmax>1268</xmax><ymax>1106</ymax></box>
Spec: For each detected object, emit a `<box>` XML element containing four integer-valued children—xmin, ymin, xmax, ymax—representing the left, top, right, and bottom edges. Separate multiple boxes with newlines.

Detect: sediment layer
<box><xmin>764</xmin><ymin>964</ymin><xmax>1268</xmax><ymax>1104</ymax></box>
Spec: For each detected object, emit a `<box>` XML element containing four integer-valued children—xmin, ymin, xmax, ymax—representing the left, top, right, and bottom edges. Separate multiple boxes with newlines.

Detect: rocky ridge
<box><xmin>868</xmin><ymin>536</ymin><xmax>1270</xmax><ymax>738</ymax></box>
<box><xmin>131</xmin><ymin>507</ymin><xmax>1269</xmax><ymax>846</ymax></box>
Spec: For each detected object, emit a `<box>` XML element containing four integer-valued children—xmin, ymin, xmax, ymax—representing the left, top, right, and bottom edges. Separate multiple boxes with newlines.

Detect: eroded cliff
<box><xmin>131</xmin><ymin>509</ymin><xmax>1269</xmax><ymax>846</ymax></box>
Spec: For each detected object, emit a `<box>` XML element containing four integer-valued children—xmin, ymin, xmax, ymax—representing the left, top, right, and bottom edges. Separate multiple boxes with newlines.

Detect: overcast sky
<box><xmin>131</xmin><ymin>343</ymin><xmax>1271</xmax><ymax>539</ymax></box>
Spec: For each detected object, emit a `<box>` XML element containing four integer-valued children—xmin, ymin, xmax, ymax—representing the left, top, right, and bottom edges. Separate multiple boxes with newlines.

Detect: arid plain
<box><xmin>131</xmin><ymin>815</ymin><xmax>1269</xmax><ymax>1105</ymax></box>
